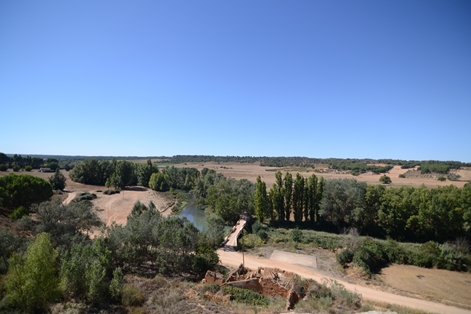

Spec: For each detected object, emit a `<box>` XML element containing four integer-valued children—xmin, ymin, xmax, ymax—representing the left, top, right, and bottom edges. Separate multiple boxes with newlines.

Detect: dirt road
<box><xmin>217</xmin><ymin>249</ymin><xmax>471</xmax><ymax>314</ymax></box>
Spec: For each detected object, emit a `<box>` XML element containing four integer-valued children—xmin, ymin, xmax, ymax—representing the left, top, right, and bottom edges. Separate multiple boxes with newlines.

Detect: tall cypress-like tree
<box><xmin>293</xmin><ymin>173</ymin><xmax>305</xmax><ymax>223</ymax></box>
<box><xmin>273</xmin><ymin>171</ymin><xmax>285</xmax><ymax>222</ymax></box>
<box><xmin>254</xmin><ymin>176</ymin><xmax>268</xmax><ymax>222</ymax></box>
<box><xmin>284</xmin><ymin>172</ymin><xmax>293</xmax><ymax>221</ymax></box>
<box><xmin>307</xmin><ymin>174</ymin><xmax>319</xmax><ymax>223</ymax></box>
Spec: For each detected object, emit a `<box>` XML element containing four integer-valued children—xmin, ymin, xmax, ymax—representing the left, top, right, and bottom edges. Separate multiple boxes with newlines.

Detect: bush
<box><xmin>352</xmin><ymin>238</ymin><xmax>388</xmax><ymax>274</ymax></box>
<box><xmin>12</xmin><ymin>165</ymin><xmax>20</xmax><ymax>172</ymax></box>
<box><xmin>0</xmin><ymin>164</ymin><xmax>7</xmax><ymax>171</ymax></box>
<box><xmin>256</xmin><ymin>230</ymin><xmax>269</xmax><ymax>241</ymax></box>
<box><xmin>73</xmin><ymin>192</ymin><xmax>97</xmax><ymax>202</ymax></box>
<box><xmin>413</xmin><ymin>241</ymin><xmax>441</xmax><ymax>268</ymax></box>
<box><xmin>121</xmin><ymin>284</ymin><xmax>145</xmax><ymax>306</ymax></box>
<box><xmin>221</xmin><ymin>285</ymin><xmax>269</xmax><ymax>306</ymax></box>
<box><xmin>9</xmin><ymin>206</ymin><xmax>28</xmax><ymax>220</ymax></box>
<box><xmin>437</xmin><ymin>240</ymin><xmax>471</xmax><ymax>271</ymax></box>
<box><xmin>291</xmin><ymin>229</ymin><xmax>303</xmax><ymax>245</ymax></box>
<box><xmin>103</xmin><ymin>189</ymin><xmax>120</xmax><ymax>195</ymax></box>
<box><xmin>239</xmin><ymin>234</ymin><xmax>264</xmax><ymax>249</ymax></box>
<box><xmin>382</xmin><ymin>239</ymin><xmax>410</xmax><ymax>264</ymax></box>
<box><xmin>379</xmin><ymin>175</ymin><xmax>391</xmax><ymax>184</ymax></box>
<box><xmin>336</xmin><ymin>249</ymin><xmax>354</xmax><ymax>267</ymax></box>
<box><xmin>398</xmin><ymin>174</ymin><xmax>406</xmax><ymax>178</ymax></box>
<box><xmin>24</xmin><ymin>166</ymin><xmax>32</xmax><ymax>172</ymax></box>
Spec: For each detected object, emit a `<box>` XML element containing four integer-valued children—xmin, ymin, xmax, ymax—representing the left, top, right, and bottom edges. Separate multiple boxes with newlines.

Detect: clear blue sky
<box><xmin>1</xmin><ymin>1</ymin><xmax>470</xmax><ymax>161</ymax></box>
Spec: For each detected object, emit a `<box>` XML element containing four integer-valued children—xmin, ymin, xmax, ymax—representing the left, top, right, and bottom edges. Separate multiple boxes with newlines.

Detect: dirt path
<box><xmin>217</xmin><ymin>249</ymin><xmax>471</xmax><ymax>314</ymax></box>
<box><xmin>62</xmin><ymin>191</ymin><xmax>77</xmax><ymax>205</ymax></box>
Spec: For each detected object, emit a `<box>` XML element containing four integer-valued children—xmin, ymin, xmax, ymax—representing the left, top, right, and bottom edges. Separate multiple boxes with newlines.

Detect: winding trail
<box><xmin>217</xmin><ymin>248</ymin><xmax>471</xmax><ymax>314</ymax></box>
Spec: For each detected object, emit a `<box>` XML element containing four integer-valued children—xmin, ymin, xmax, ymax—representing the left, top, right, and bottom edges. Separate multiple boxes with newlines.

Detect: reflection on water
<box><xmin>178</xmin><ymin>194</ymin><xmax>208</xmax><ymax>232</ymax></box>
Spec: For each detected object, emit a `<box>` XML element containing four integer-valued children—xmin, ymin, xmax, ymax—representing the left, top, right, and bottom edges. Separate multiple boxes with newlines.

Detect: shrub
<box><xmin>239</xmin><ymin>234</ymin><xmax>264</xmax><ymax>249</ymax></box>
<box><xmin>0</xmin><ymin>164</ymin><xmax>7</xmax><ymax>171</ymax></box>
<box><xmin>437</xmin><ymin>176</ymin><xmax>446</xmax><ymax>181</ymax></box>
<box><xmin>103</xmin><ymin>189</ymin><xmax>120</xmax><ymax>195</ymax></box>
<box><xmin>121</xmin><ymin>284</ymin><xmax>145</xmax><ymax>306</ymax></box>
<box><xmin>24</xmin><ymin>166</ymin><xmax>32</xmax><ymax>172</ymax></box>
<box><xmin>257</xmin><ymin>230</ymin><xmax>269</xmax><ymax>241</ymax></box>
<box><xmin>352</xmin><ymin>238</ymin><xmax>388</xmax><ymax>274</ymax></box>
<box><xmin>9</xmin><ymin>206</ymin><xmax>28</xmax><ymax>220</ymax></box>
<box><xmin>291</xmin><ymin>229</ymin><xmax>303</xmax><ymax>245</ymax></box>
<box><xmin>437</xmin><ymin>240</ymin><xmax>471</xmax><ymax>271</ymax></box>
<box><xmin>336</xmin><ymin>249</ymin><xmax>354</xmax><ymax>267</ymax></box>
<box><xmin>447</xmin><ymin>173</ymin><xmax>461</xmax><ymax>181</ymax></box>
<box><xmin>109</xmin><ymin>268</ymin><xmax>124</xmax><ymax>301</ymax></box>
<box><xmin>398</xmin><ymin>174</ymin><xmax>406</xmax><ymax>178</ymax></box>
<box><xmin>221</xmin><ymin>285</ymin><xmax>269</xmax><ymax>306</ymax></box>
<box><xmin>73</xmin><ymin>192</ymin><xmax>97</xmax><ymax>202</ymax></box>
<box><xmin>12</xmin><ymin>165</ymin><xmax>20</xmax><ymax>172</ymax></box>
<box><xmin>382</xmin><ymin>239</ymin><xmax>410</xmax><ymax>264</ymax></box>
<box><xmin>413</xmin><ymin>241</ymin><xmax>441</xmax><ymax>268</ymax></box>
<box><xmin>379</xmin><ymin>175</ymin><xmax>392</xmax><ymax>184</ymax></box>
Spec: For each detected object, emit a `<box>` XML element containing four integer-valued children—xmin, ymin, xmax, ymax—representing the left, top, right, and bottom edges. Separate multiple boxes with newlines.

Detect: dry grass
<box><xmin>172</xmin><ymin>162</ymin><xmax>467</xmax><ymax>188</ymax></box>
<box><xmin>379</xmin><ymin>264</ymin><xmax>471</xmax><ymax>309</ymax></box>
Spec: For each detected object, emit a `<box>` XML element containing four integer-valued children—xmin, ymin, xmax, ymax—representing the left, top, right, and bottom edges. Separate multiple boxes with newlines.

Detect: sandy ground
<box><xmin>173</xmin><ymin>162</ymin><xmax>468</xmax><ymax>188</ymax></box>
<box><xmin>270</xmin><ymin>249</ymin><xmax>317</xmax><ymax>268</ymax></box>
<box><xmin>2</xmin><ymin>170</ymin><xmax>176</xmax><ymax>227</ymax></box>
<box><xmin>217</xmin><ymin>249</ymin><xmax>471</xmax><ymax>314</ymax></box>
<box><xmin>380</xmin><ymin>264</ymin><xmax>471</xmax><ymax>308</ymax></box>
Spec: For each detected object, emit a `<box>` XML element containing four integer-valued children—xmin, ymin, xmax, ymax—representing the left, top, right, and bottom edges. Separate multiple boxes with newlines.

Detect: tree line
<box><xmin>254</xmin><ymin>174</ymin><xmax>471</xmax><ymax>244</ymax></box>
<box><xmin>0</xmin><ymin>153</ymin><xmax>61</xmax><ymax>172</ymax></box>
<box><xmin>319</xmin><ymin>179</ymin><xmax>471</xmax><ymax>243</ymax></box>
<box><xmin>254</xmin><ymin>172</ymin><xmax>325</xmax><ymax>224</ymax></box>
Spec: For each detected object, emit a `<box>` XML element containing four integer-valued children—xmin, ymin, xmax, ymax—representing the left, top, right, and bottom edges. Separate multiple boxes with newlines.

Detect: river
<box><xmin>178</xmin><ymin>193</ymin><xmax>209</xmax><ymax>232</ymax></box>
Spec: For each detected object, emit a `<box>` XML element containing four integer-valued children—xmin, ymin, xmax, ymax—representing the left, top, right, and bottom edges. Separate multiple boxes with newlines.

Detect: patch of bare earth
<box><xmin>379</xmin><ymin>264</ymin><xmax>471</xmax><ymax>310</ymax></box>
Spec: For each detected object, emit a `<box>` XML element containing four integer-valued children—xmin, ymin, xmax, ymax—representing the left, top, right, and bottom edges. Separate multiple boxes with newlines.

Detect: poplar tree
<box><xmin>293</xmin><ymin>173</ymin><xmax>305</xmax><ymax>223</ymax></box>
<box><xmin>284</xmin><ymin>172</ymin><xmax>293</xmax><ymax>221</ymax></box>
<box><xmin>254</xmin><ymin>176</ymin><xmax>268</xmax><ymax>222</ymax></box>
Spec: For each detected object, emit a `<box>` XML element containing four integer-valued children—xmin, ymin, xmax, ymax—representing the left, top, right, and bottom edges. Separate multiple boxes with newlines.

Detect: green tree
<box><xmin>379</xmin><ymin>175</ymin><xmax>392</xmax><ymax>184</ymax></box>
<box><xmin>320</xmin><ymin>178</ymin><xmax>366</xmax><ymax>230</ymax></box>
<box><xmin>292</xmin><ymin>173</ymin><xmax>305</xmax><ymax>223</ymax></box>
<box><xmin>136</xmin><ymin>159</ymin><xmax>159</xmax><ymax>187</ymax></box>
<box><xmin>272</xmin><ymin>171</ymin><xmax>285</xmax><ymax>222</ymax></box>
<box><xmin>49</xmin><ymin>168</ymin><xmax>67</xmax><ymax>190</ymax></box>
<box><xmin>3</xmin><ymin>233</ymin><xmax>60</xmax><ymax>312</ymax></box>
<box><xmin>113</xmin><ymin>160</ymin><xmax>135</xmax><ymax>189</ymax></box>
<box><xmin>254</xmin><ymin>176</ymin><xmax>268</xmax><ymax>222</ymax></box>
<box><xmin>148</xmin><ymin>172</ymin><xmax>169</xmax><ymax>191</ymax></box>
<box><xmin>0</xmin><ymin>174</ymin><xmax>53</xmax><ymax>209</ymax></box>
<box><xmin>283</xmin><ymin>172</ymin><xmax>293</xmax><ymax>221</ymax></box>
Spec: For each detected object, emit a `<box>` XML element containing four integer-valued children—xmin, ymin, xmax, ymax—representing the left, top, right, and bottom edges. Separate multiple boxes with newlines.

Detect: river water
<box><xmin>178</xmin><ymin>193</ymin><xmax>208</xmax><ymax>232</ymax></box>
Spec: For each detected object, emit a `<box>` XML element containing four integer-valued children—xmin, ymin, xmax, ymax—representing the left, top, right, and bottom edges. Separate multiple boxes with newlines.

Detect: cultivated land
<box><xmin>2</xmin><ymin>163</ymin><xmax>471</xmax><ymax>312</ymax></box>
<box><xmin>170</xmin><ymin>161</ymin><xmax>469</xmax><ymax>188</ymax></box>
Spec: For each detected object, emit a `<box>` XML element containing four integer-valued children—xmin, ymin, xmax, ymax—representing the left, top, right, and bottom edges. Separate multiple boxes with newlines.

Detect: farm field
<box><xmin>171</xmin><ymin>161</ymin><xmax>469</xmax><ymax>188</ymax></box>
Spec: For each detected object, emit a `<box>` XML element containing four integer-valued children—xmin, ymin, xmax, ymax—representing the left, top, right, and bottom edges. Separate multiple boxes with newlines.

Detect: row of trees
<box><xmin>255</xmin><ymin>172</ymin><xmax>325</xmax><ymax>224</ymax></box>
<box><xmin>0</xmin><ymin>153</ymin><xmax>59</xmax><ymax>171</ymax></box>
<box><xmin>319</xmin><ymin>179</ymin><xmax>471</xmax><ymax>243</ymax></box>
<box><xmin>70</xmin><ymin>158</ymin><xmax>159</xmax><ymax>189</ymax></box>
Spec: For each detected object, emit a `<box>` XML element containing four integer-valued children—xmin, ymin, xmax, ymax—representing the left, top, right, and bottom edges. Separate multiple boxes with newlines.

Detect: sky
<box><xmin>1</xmin><ymin>1</ymin><xmax>470</xmax><ymax>161</ymax></box>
